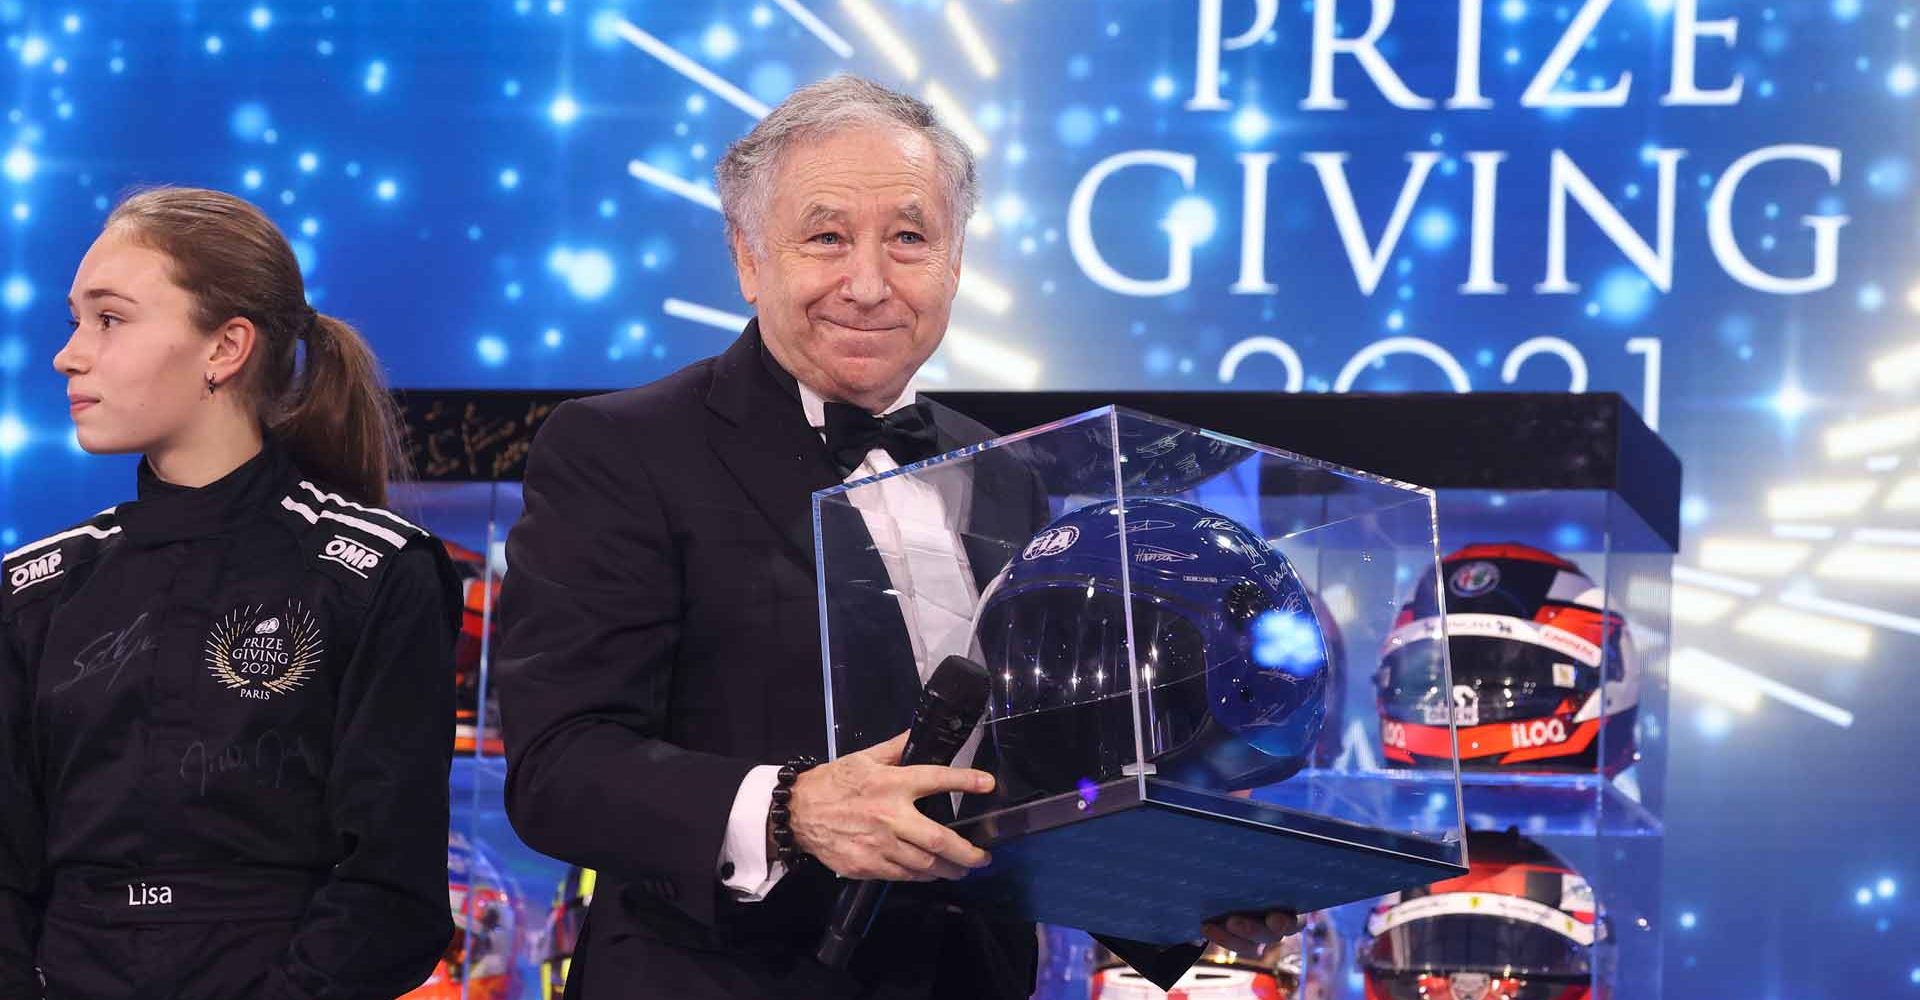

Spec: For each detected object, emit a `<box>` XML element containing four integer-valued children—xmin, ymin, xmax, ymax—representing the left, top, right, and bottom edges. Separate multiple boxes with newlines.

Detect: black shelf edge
<box><xmin>392</xmin><ymin>388</ymin><xmax>1682</xmax><ymax>552</ymax></box>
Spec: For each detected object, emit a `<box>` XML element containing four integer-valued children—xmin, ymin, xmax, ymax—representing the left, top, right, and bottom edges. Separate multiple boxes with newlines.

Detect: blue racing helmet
<box><xmin>969</xmin><ymin>497</ymin><xmax>1331</xmax><ymax>803</ymax></box>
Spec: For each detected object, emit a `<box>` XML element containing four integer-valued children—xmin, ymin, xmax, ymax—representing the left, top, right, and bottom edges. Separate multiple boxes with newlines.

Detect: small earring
<box><xmin>205</xmin><ymin>372</ymin><xmax>217</xmax><ymax>397</ymax></box>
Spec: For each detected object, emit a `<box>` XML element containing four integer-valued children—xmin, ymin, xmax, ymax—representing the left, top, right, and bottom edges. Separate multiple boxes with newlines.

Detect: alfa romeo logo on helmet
<box><xmin>1449</xmin><ymin>560</ymin><xmax>1501</xmax><ymax>598</ymax></box>
<box><xmin>1448</xmin><ymin>972</ymin><xmax>1494</xmax><ymax>1000</ymax></box>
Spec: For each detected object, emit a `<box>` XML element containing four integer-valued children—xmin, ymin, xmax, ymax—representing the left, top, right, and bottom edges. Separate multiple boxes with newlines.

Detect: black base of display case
<box><xmin>946</xmin><ymin>778</ymin><xmax>1465</xmax><ymax>945</ymax></box>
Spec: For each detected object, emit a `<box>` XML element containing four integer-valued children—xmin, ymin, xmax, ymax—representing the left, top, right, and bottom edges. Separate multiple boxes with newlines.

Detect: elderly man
<box><xmin>495</xmin><ymin>75</ymin><xmax>1294</xmax><ymax>999</ymax></box>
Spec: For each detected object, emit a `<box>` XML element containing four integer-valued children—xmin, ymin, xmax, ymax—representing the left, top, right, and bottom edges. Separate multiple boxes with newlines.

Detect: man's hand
<box><xmin>787</xmin><ymin>731</ymin><xmax>995</xmax><ymax>882</ymax></box>
<box><xmin>1200</xmin><ymin>909</ymin><xmax>1301</xmax><ymax>955</ymax></box>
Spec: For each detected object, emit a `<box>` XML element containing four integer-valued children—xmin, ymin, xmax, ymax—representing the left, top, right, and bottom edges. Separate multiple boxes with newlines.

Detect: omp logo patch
<box><xmin>8</xmin><ymin>551</ymin><xmax>62</xmax><ymax>594</ymax></box>
<box><xmin>321</xmin><ymin>535</ymin><xmax>383</xmax><ymax>577</ymax></box>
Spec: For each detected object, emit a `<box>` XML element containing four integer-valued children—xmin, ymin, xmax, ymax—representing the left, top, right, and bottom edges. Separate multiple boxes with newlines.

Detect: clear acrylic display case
<box><xmin>816</xmin><ymin>405</ymin><xmax>1469</xmax><ymax>946</ymax></box>
<box><xmin>926</xmin><ymin>393</ymin><xmax>1679</xmax><ymax>1000</ymax></box>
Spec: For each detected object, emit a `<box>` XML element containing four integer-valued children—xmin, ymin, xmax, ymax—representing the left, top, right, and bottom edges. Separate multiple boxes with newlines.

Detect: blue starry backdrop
<box><xmin>0</xmin><ymin>0</ymin><xmax>1917</xmax><ymax>995</ymax></box>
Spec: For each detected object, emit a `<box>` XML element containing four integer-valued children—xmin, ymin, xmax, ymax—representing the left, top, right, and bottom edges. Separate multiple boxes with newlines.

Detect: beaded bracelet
<box><xmin>769</xmin><ymin>755</ymin><xmax>820</xmax><ymax>866</ymax></box>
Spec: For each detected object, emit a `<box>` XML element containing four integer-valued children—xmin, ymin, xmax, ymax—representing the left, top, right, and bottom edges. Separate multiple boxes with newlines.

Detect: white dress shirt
<box><xmin>717</xmin><ymin>380</ymin><xmax>980</xmax><ymax>901</ymax></box>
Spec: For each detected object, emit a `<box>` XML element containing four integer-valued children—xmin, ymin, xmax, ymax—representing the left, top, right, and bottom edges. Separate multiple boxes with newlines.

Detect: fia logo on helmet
<box><xmin>1022</xmin><ymin>526</ymin><xmax>1079</xmax><ymax>561</ymax></box>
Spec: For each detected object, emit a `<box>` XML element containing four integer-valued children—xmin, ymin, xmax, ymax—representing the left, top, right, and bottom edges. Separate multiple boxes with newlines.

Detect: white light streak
<box><xmin>1888</xmin><ymin>476</ymin><xmax>1920</xmax><ymax>511</ymax></box>
<box><xmin>1824</xmin><ymin>409</ymin><xmax>1920</xmax><ymax>460</ymax></box>
<box><xmin>663</xmin><ymin>298</ymin><xmax>751</xmax><ymax>331</ymax></box>
<box><xmin>1870</xmin><ymin>341</ymin><xmax>1920</xmax><ymax>392</ymax></box>
<box><xmin>1766</xmin><ymin>480</ymin><xmax>1879</xmax><ymax>520</ymax></box>
<box><xmin>1815</xmin><ymin>544</ymin><xmax>1920</xmax><ymax>584</ymax></box>
<box><xmin>1672</xmin><ymin>565</ymin><xmax>1765</xmax><ymax>598</ymax></box>
<box><xmin>614</xmin><ymin>19</ymin><xmax>770</xmax><ymax>119</ymax></box>
<box><xmin>1781</xmin><ymin>587</ymin><xmax>1920</xmax><ymax>638</ymax></box>
<box><xmin>944</xmin><ymin>1</ymin><xmax>999</xmax><ymax>78</ymax></box>
<box><xmin>1771</xmin><ymin>523</ymin><xmax>1837</xmax><ymax>541</ymax></box>
<box><xmin>1731</xmin><ymin>604</ymin><xmax>1873</xmax><ymax>660</ymax></box>
<box><xmin>923</xmin><ymin>81</ymin><xmax>988</xmax><ymax>154</ymax></box>
<box><xmin>958</xmin><ymin>269</ymin><xmax>1012</xmax><ymax>314</ymax></box>
<box><xmin>840</xmin><ymin>0</ymin><xmax>920</xmax><ymax>78</ymax></box>
<box><xmin>1670</xmin><ymin>583</ymin><xmax>1739</xmax><ymax>626</ymax></box>
<box><xmin>772</xmin><ymin>0</ymin><xmax>855</xmax><ymax>58</ymax></box>
<box><xmin>1669</xmin><ymin>648</ymin><xmax>1763</xmax><ymax>712</ymax></box>
<box><xmin>627</xmin><ymin>159</ymin><xmax>723</xmax><ymax>212</ymax></box>
<box><xmin>1672</xmin><ymin>648</ymin><xmax>1853</xmax><ymax>727</ymax></box>
<box><xmin>1696</xmin><ymin>538</ymin><xmax>1811</xmax><ymax>578</ymax></box>
<box><xmin>1854</xmin><ymin>527</ymin><xmax>1920</xmax><ymax>546</ymax></box>
<box><xmin>944</xmin><ymin>326</ymin><xmax>1041</xmax><ymax>387</ymax></box>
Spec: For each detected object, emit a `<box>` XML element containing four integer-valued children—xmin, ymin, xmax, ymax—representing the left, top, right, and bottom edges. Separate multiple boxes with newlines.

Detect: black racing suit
<box><xmin>0</xmin><ymin>438</ymin><xmax>459</xmax><ymax>999</ymax></box>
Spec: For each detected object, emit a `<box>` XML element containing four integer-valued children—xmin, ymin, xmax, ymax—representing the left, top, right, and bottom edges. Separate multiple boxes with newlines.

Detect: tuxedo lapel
<box><xmin>705</xmin><ymin>320</ymin><xmax>847</xmax><ymax>566</ymax></box>
<box><xmin>708</xmin><ymin>321</ymin><xmax>921</xmax><ymax>749</ymax></box>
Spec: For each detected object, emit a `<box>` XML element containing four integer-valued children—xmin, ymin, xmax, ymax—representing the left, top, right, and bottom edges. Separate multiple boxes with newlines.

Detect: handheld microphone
<box><xmin>816</xmin><ymin>654</ymin><xmax>992</xmax><ymax>970</ymax></box>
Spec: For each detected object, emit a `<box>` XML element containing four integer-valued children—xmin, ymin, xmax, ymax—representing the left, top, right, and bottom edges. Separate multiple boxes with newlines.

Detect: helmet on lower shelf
<box><xmin>403</xmin><ymin>832</ymin><xmax>520</xmax><ymax>1000</ymax></box>
<box><xmin>1360</xmin><ymin>829</ymin><xmax>1606</xmax><ymax>1000</ymax></box>
<box><xmin>1090</xmin><ymin>912</ymin><xmax>1342</xmax><ymax>1000</ymax></box>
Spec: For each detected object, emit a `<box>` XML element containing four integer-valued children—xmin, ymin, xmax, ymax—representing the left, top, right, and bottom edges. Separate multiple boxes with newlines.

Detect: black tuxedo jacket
<box><xmin>494</xmin><ymin>323</ymin><xmax>1044</xmax><ymax>999</ymax></box>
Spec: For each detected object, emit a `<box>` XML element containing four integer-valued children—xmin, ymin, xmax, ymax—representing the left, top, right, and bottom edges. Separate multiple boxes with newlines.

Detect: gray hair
<box><xmin>714</xmin><ymin>74</ymin><xmax>979</xmax><ymax>254</ymax></box>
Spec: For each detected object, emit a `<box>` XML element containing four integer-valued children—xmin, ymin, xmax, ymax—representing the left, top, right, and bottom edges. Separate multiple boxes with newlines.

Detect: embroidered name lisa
<box><xmin>127</xmin><ymin>882</ymin><xmax>173</xmax><ymax>906</ymax></box>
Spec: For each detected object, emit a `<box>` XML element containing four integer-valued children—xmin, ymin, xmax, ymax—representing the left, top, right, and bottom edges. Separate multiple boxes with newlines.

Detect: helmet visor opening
<box><xmin>1380</xmin><ymin>636</ymin><xmax>1590</xmax><ymax>726</ymax></box>
<box><xmin>1364</xmin><ymin>913</ymin><xmax>1592</xmax><ymax>978</ymax></box>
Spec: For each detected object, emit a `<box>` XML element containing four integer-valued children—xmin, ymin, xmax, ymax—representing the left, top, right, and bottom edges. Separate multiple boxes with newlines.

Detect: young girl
<box><xmin>0</xmin><ymin>188</ymin><xmax>459</xmax><ymax>999</ymax></box>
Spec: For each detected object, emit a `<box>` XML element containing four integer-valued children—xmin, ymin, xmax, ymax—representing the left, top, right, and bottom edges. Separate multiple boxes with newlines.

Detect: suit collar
<box><xmin>703</xmin><ymin>318</ymin><xmax>996</xmax><ymax>565</ymax></box>
<box><xmin>706</xmin><ymin>317</ymin><xmax>788</xmax><ymax>427</ymax></box>
<box><xmin>704</xmin><ymin>319</ymin><xmax>847</xmax><ymax>564</ymax></box>
<box><xmin>120</xmin><ymin>433</ymin><xmax>291</xmax><ymax>546</ymax></box>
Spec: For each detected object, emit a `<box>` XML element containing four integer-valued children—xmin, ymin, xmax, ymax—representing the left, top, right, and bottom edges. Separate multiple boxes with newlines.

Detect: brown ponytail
<box><xmin>274</xmin><ymin>313</ymin><xmax>406</xmax><ymax>507</ymax></box>
<box><xmin>105</xmin><ymin>187</ymin><xmax>405</xmax><ymax>505</ymax></box>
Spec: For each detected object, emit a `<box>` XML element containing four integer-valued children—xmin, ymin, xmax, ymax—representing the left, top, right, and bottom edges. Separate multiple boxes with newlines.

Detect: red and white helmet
<box><xmin>443</xmin><ymin>540</ymin><xmax>505</xmax><ymax>756</ymax></box>
<box><xmin>1376</xmin><ymin>544</ymin><xmax>1640</xmax><ymax>775</ymax></box>
<box><xmin>1360</xmin><ymin>829</ymin><xmax>1604</xmax><ymax>1000</ymax></box>
<box><xmin>1090</xmin><ymin>913</ymin><xmax>1342</xmax><ymax>1000</ymax></box>
<box><xmin>403</xmin><ymin>832</ymin><xmax>519</xmax><ymax>1000</ymax></box>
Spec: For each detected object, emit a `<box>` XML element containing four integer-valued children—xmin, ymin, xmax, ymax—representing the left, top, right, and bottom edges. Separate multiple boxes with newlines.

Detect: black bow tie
<box><xmin>822</xmin><ymin>400</ymin><xmax>941</xmax><ymax>477</ymax></box>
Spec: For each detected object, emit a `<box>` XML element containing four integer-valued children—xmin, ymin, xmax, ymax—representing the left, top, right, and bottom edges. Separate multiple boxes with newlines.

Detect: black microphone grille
<box><xmin>927</xmin><ymin>654</ymin><xmax>992</xmax><ymax>716</ymax></box>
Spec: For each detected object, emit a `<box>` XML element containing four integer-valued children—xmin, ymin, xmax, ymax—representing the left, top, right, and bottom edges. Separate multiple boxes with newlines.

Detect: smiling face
<box><xmin>731</xmin><ymin>125</ymin><xmax>963</xmax><ymax>412</ymax></box>
<box><xmin>55</xmin><ymin>227</ymin><xmax>228</xmax><ymax>455</ymax></box>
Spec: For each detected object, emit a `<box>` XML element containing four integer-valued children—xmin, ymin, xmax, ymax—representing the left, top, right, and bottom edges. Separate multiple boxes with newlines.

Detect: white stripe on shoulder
<box><xmin>4</xmin><ymin>522</ymin><xmax>122</xmax><ymax>562</ymax></box>
<box><xmin>297</xmin><ymin>481</ymin><xmax>422</xmax><ymax>532</ymax></box>
<box><xmin>280</xmin><ymin>496</ymin><xmax>410</xmax><ymax>550</ymax></box>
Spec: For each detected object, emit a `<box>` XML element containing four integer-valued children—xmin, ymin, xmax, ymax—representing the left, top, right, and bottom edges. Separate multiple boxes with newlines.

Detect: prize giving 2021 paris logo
<box><xmin>204</xmin><ymin>601</ymin><xmax>325</xmax><ymax>702</ymax></box>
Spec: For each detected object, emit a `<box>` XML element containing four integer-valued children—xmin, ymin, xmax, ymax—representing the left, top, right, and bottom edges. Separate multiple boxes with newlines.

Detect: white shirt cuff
<box><xmin>717</xmin><ymin>763</ymin><xmax>788</xmax><ymax>902</ymax></box>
